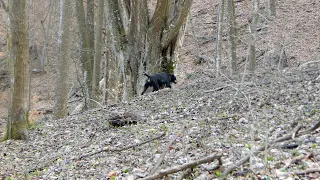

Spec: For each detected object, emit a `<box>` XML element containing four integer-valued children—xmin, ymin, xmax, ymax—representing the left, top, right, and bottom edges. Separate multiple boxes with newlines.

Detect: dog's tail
<box><xmin>143</xmin><ymin>72</ymin><xmax>151</xmax><ymax>78</ymax></box>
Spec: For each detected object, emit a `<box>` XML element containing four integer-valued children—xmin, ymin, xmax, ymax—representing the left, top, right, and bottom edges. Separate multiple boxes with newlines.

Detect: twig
<box><xmin>284</xmin><ymin>154</ymin><xmax>305</xmax><ymax>168</ymax></box>
<box><xmin>79</xmin><ymin>133</ymin><xmax>166</xmax><ymax>159</ymax></box>
<box><xmin>222</xmin><ymin>119</ymin><xmax>320</xmax><ymax>177</ymax></box>
<box><xmin>292</xmin><ymin>124</ymin><xmax>303</xmax><ymax>139</ymax></box>
<box><xmin>149</xmin><ymin>127</ymin><xmax>186</xmax><ymax>175</ymax></box>
<box><xmin>204</xmin><ymin>85</ymin><xmax>231</xmax><ymax>93</ymax></box>
<box><xmin>177</xmin><ymin>168</ymin><xmax>193</xmax><ymax>180</ymax></box>
<box><xmin>141</xmin><ymin>153</ymin><xmax>223</xmax><ymax>180</ymax></box>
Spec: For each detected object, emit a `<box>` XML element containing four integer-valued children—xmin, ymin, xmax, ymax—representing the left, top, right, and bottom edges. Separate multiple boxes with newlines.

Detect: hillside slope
<box><xmin>1</xmin><ymin>67</ymin><xmax>320</xmax><ymax>179</ymax></box>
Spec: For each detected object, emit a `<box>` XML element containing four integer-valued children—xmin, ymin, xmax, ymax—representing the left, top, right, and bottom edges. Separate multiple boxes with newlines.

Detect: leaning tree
<box><xmin>104</xmin><ymin>0</ymin><xmax>193</xmax><ymax>101</ymax></box>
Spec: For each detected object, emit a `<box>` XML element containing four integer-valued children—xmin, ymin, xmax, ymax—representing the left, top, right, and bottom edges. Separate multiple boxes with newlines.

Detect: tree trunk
<box><xmin>92</xmin><ymin>0</ymin><xmax>104</xmax><ymax>105</ymax></box>
<box><xmin>54</xmin><ymin>0</ymin><xmax>73</xmax><ymax>119</ymax></box>
<box><xmin>75</xmin><ymin>0</ymin><xmax>94</xmax><ymax>109</ymax></box>
<box><xmin>215</xmin><ymin>0</ymin><xmax>225</xmax><ymax>76</ymax></box>
<box><xmin>5</xmin><ymin>0</ymin><xmax>30</xmax><ymax>140</ymax></box>
<box><xmin>269</xmin><ymin>0</ymin><xmax>276</xmax><ymax>19</ymax></box>
<box><xmin>226</xmin><ymin>0</ymin><xmax>237</xmax><ymax>75</ymax></box>
<box><xmin>127</xmin><ymin>0</ymin><xmax>148</xmax><ymax>96</ymax></box>
<box><xmin>248</xmin><ymin>0</ymin><xmax>259</xmax><ymax>72</ymax></box>
<box><xmin>105</xmin><ymin>0</ymin><xmax>127</xmax><ymax>101</ymax></box>
<box><xmin>104</xmin><ymin>0</ymin><xmax>193</xmax><ymax>101</ymax></box>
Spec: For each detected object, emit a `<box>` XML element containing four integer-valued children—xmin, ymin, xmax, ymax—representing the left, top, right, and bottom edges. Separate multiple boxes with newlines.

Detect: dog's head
<box><xmin>170</xmin><ymin>74</ymin><xmax>177</xmax><ymax>84</ymax></box>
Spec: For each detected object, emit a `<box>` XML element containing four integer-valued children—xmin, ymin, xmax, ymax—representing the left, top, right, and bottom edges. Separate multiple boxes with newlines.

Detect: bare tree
<box><xmin>54</xmin><ymin>0</ymin><xmax>73</xmax><ymax>119</ymax></box>
<box><xmin>92</xmin><ymin>0</ymin><xmax>105</xmax><ymax>106</ymax></box>
<box><xmin>5</xmin><ymin>0</ymin><xmax>30</xmax><ymax>140</ymax></box>
<box><xmin>105</xmin><ymin>0</ymin><xmax>193</xmax><ymax>101</ymax></box>
<box><xmin>215</xmin><ymin>0</ymin><xmax>225</xmax><ymax>76</ymax></box>
<box><xmin>248</xmin><ymin>0</ymin><xmax>259</xmax><ymax>72</ymax></box>
<box><xmin>226</xmin><ymin>0</ymin><xmax>237</xmax><ymax>75</ymax></box>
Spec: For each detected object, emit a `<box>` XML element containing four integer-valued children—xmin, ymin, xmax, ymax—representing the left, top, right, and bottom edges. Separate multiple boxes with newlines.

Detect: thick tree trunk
<box><xmin>127</xmin><ymin>0</ymin><xmax>148</xmax><ymax>96</ymax></box>
<box><xmin>54</xmin><ymin>0</ymin><xmax>73</xmax><ymax>119</ymax></box>
<box><xmin>5</xmin><ymin>0</ymin><xmax>30</xmax><ymax>140</ymax></box>
<box><xmin>105</xmin><ymin>0</ymin><xmax>127</xmax><ymax>101</ymax></box>
<box><xmin>104</xmin><ymin>0</ymin><xmax>193</xmax><ymax>100</ymax></box>
<box><xmin>75</xmin><ymin>0</ymin><xmax>93</xmax><ymax>109</ymax></box>
<box><xmin>92</xmin><ymin>0</ymin><xmax>104</xmax><ymax>105</ymax></box>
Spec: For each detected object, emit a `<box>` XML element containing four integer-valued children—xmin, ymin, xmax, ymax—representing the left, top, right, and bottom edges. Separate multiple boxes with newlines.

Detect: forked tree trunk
<box><xmin>54</xmin><ymin>0</ymin><xmax>73</xmax><ymax>119</ymax></box>
<box><xmin>105</xmin><ymin>0</ymin><xmax>193</xmax><ymax>101</ymax></box>
<box><xmin>5</xmin><ymin>0</ymin><xmax>30</xmax><ymax>140</ymax></box>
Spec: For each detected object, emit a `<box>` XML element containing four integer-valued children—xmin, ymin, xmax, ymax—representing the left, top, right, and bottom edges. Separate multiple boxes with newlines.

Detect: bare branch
<box><xmin>161</xmin><ymin>0</ymin><xmax>193</xmax><ymax>48</ymax></box>
<box><xmin>149</xmin><ymin>0</ymin><xmax>170</xmax><ymax>31</ymax></box>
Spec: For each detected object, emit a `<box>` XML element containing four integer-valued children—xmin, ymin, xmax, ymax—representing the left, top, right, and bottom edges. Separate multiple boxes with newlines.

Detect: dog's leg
<box><xmin>152</xmin><ymin>83</ymin><xmax>160</xmax><ymax>92</ymax></box>
<box><xmin>141</xmin><ymin>84</ymin><xmax>149</xmax><ymax>95</ymax></box>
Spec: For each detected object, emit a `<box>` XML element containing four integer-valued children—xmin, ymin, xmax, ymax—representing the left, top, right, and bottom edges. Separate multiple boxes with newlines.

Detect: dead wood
<box><xmin>278</xmin><ymin>168</ymin><xmax>320</xmax><ymax>176</ymax></box>
<box><xmin>292</xmin><ymin>124</ymin><xmax>303</xmax><ymax>139</ymax></box>
<box><xmin>141</xmin><ymin>153</ymin><xmax>222</xmax><ymax>180</ymax></box>
<box><xmin>284</xmin><ymin>154</ymin><xmax>305</xmax><ymax>168</ymax></box>
<box><xmin>149</xmin><ymin>127</ymin><xmax>186</xmax><ymax>175</ymax></box>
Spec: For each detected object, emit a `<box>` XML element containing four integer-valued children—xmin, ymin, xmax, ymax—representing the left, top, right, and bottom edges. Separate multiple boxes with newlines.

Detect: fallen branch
<box><xmin>79</xmin><ymin>132</ymin><xmax>166</xmax><ymax>159</ymax></box>
<box><xmin>277</xmin><ymin>168</ymin><xmax>320</xmax><ymax>176</ymax></box>
<box><xmin>141</xmin><ymin>153</ymin><xmax>222</xmax><ymax>180</ymax></box>
<box><xmin>149</xmin><ymin>127</ymin><xmax>186</xmax><ymax>175</ymax></box>
<box><xmin>222</xmin><ymin>119</ymin><xmax>320</xmax><ymax>177</ymax></box>
<box><xmin>292</xmin><ymin>124</ymin><xmax>303</xmax><ymax>139</ymax></box>
<box><xmin>204</xmin><ymin>85</ymin><xmax>231</xmax><ymax>93</ymax></box>
<box><xmin>284</xmin><ymin>153</ymin><xmax>311</xmax><ymax>169</ymax></box>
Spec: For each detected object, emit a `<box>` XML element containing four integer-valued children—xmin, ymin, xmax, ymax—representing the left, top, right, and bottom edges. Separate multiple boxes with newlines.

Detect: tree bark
<box><xmin>227</xmin><ymin>0</ymin><xmax>237</xmax><ymax>75</ymax></box>
<box><xmin>5</xmin><ymin>0</ymin><xmax>30</xmax><ymax>140</ymax></box>
<box><xmin>92</xmin><ymin>0</ymin><xmax>104</xmax><ymax>106</ymax></box>
<box><xmin>248</xmin><ymin>0</ymin><xmax>259</xmax><ymax>72</ymax></box>
<box><xmin>104</xmin><ymin>0</ymin><xmax>193</xmax><ymax>100</ymax></box>
<box><xmin>269</xmin><ymin>0</ymin><xmax>276</xmax><ymax>19</ymax></box>
<box><xmin>75</xmin><ymin>0</ymin><xmax>93</xmax><ymax>109</ymax></box>
<box><xmin>54</xmin><ymin>0</ymin><xmax>73</xmax><ymax>119</ymax></box>
<box><xmin>127</xmin><ymin>0</ymin><xmax>148</xmax><ymax>96</ymax></box>
<box><xmin>215</xmin><ymin>0</ymin><xmax>225</xmax><ymax>76</ymax></box>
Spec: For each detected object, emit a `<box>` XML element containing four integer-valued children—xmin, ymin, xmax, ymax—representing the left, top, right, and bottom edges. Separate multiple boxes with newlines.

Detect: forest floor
<box><xmin>1</xmin><ymin>67</ymin><xmax>320</xmax><ymax>179</ymax></box>
<box><xmin>0</xmin><ymin>0</ymin><xmax>320</xmax><ymax>179</ymax></box>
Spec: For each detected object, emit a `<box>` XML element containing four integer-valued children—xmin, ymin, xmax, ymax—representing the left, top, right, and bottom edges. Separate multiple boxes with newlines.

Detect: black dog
<box><xmin>141</xmin><ymin>72</ymin><xmax>177</xmax><ymax>95</ymax></box>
